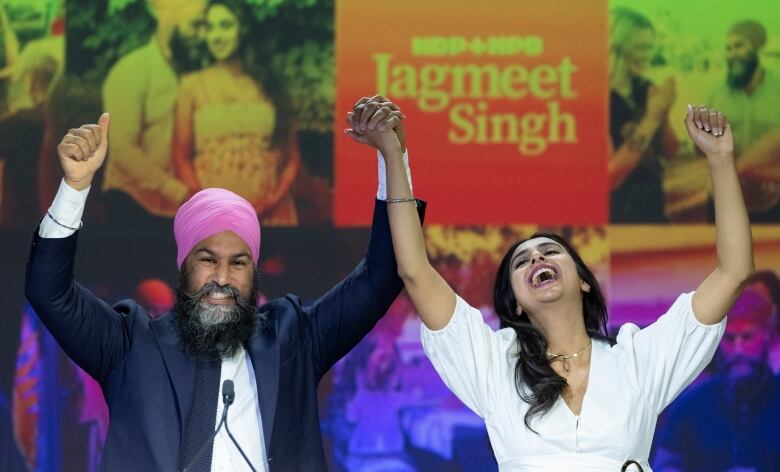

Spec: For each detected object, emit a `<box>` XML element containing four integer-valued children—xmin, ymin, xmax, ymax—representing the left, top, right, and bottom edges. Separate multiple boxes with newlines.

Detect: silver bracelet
<box><xmin>46</xmin><ymin>211</ymin><xmax>83</xmax><ymax>231</ymax></box>
<box><xmin>386</xmin><ymin>197</ymin><xmax>416</xmax><ymax>204</ymax></box>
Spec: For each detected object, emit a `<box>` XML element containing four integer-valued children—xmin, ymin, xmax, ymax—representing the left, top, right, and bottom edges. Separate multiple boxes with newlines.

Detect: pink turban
<box><xmin>173</xmin><ymin>188</ymin><xmax>261</xmax><ymax>268</ymax></box>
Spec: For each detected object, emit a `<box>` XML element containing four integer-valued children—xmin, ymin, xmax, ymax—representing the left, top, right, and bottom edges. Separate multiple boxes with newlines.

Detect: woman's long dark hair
<box><xmin>206</xmin><ymin>0</ymin><xmax>292</xmax><ymax>146</ymax></box>
<box><xmin>492</xmin><ymin>232</ymin><xmax>610</xmax><ymax>431</ymax></box>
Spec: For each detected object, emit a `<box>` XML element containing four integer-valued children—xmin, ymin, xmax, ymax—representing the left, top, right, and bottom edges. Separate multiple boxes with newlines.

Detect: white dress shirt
<box><xmin>38</xmin><ymin>179</ymin><xmax>89</xmax><ymax>238</ymax></box>
<box><xmin>211</xmin><ymin>347</ymin><xmax>267</xmax><ymax>471</ymax></box>
<box><xmin>421</xmin><ymin>293</ymin><xmax>727</xmax><ymax>471</ymax></box>
<box><xmin>376</xmin><ymin>149</ymin><xmax>411</xmax><ymax>200</ymax></box>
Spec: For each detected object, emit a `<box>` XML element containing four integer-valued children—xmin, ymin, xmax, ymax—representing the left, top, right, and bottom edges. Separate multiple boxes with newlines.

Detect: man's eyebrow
<box><xmin>193</xmin><ymin>249</ymin><xmax>252</xmax><ymax>260</ymax></box>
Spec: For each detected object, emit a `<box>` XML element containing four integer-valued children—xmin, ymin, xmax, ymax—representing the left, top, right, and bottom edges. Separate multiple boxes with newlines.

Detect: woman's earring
<box><xmin>581</xmin><ymin>282</ymin><xmax>591</xmax><ymax>293</ymax></box>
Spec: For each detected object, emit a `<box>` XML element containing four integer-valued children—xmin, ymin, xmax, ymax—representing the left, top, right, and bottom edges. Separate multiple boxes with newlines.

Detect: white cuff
<box><xmin>377</xmin><ymin>149</ymin><xmax>412</xmax><ymax>200</ymax></box>
<box><xmin>39</xmin><ymin>179</ymin><xmax>90</xmax><ymax>238</ymax></box>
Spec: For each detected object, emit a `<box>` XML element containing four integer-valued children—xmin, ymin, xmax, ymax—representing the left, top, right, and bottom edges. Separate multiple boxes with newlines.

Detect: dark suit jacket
<box><xmin>25</xmin><ymin>199</ymin><xmax>425</xmax><ymax>471</ymax></box>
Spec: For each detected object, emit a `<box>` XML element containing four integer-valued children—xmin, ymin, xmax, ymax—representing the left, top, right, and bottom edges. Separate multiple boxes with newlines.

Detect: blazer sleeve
<box><xmin>304</xmin><ymin>199</ymin><xmax>426</xmax><ymax>377</ymax></box>
<box><xmin>25</xmin><ymin>229</ymin><xmax>130</xmax><ymax>383</ymax></box>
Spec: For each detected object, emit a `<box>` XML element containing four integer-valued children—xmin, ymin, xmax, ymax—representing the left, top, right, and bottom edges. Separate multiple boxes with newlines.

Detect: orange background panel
<box><xmin>335</xmin><ymin>0</ymin><xmax>609</xmax><ymax>226</ymax></box>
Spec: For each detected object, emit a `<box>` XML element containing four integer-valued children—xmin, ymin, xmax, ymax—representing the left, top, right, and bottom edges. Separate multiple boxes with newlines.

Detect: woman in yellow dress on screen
<box><xmin>172</xmin><ymin>0</ymin><xmax>299</xmax><ymax>225</ymax></box>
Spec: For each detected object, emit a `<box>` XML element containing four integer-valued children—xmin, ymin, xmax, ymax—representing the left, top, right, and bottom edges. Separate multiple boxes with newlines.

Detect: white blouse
<box><xmin>421</xmin><ymin>292</ymin><xmax>726</xmax><ymax>471</ymax></box>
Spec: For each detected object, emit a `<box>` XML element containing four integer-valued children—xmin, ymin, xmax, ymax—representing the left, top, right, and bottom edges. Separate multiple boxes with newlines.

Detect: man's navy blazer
<box><xmin>25</xmin><ymin>199</ymin><xmax>425</xmax><ymax>471</ymax></box>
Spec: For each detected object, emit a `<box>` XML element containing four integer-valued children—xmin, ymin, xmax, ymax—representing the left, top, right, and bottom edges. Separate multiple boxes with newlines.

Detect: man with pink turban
<box><xmin>25</xmin><ymin>97</ymin><xmax>423</xmax><ymax>471</ymax></box>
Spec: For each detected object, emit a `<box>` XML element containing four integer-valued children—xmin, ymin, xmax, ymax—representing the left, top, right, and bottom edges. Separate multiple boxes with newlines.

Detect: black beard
<box><xmin>727</xmin><ymin>52</ymin><xmax>759</xmax><ymax>89</ymax></box>
<box><xmin>169</xmin><ymin>28</ymin><xmax>208</xmax><ymax>75</ymax></box>
<box><xmin>174</xmin><ymin>268</ymin><xmax>259</xmax><ymax>361</ymax></box>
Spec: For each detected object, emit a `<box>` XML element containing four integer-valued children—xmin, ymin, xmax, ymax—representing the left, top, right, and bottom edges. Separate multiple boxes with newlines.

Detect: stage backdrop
<box><xmin>334</xmin><ymin>0</ymin><xmax>609</xmax><ymax>226</ymax></box>
<box><xmin>0</xmin><ymin>0</ymin><xmax>778</xmax><ymax>471</ymax></box>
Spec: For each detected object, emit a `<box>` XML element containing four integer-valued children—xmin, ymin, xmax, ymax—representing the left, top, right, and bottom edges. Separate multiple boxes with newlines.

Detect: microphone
<box><xmin>181</xmin><ymin>380</ymin><xmax>232</xmax><ymax>472</ymax></box>
<box><xmin>222</xmin><ymin>381</ymin><xmax>258</xmax><ymax>472</ymax></box>
<box><xmin>222</xmin><ymin>379</ymin><xmax>235</xmax><ymax>406</ymax></box>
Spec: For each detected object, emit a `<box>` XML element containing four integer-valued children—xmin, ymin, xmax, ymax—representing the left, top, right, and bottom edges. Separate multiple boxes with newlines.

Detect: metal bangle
<box><xmin>386</xmin><ymin>197</ymin><xmax>416</xmax><ymax>204</ymax></box>
<box><xmin>46</xmin><ymin>211</ymin><xmax>83</xmax><ymax>231</ymax></box>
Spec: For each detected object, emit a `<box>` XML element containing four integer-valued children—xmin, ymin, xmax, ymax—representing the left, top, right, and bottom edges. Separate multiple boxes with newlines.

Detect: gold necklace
<box><xmin>547</xmin><ymin>340</ymin><xmax>592</xmax><ymax>373</ymax></box>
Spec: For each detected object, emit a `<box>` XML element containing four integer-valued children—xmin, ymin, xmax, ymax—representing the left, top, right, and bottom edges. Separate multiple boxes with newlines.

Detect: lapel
<box><xmin>150</xmin><ymin>310</ymin><xmax>280</xmax><ymax>451</ymax></box>
<box><xmin>150</xmin><ymin>312</ymin><xmax>196</xmax><ymax>435</ymax></box>
<box><xmin>245</xmin><ymin>310</ymin><xmax>279</xmax><ymax>452</ymax></box>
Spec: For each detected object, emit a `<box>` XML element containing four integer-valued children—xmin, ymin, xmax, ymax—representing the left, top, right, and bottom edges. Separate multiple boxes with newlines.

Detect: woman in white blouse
<box><xmin>345</xmin><ymin>101</ymin><xmax>754</xmax><ymax>471</ymax></box>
